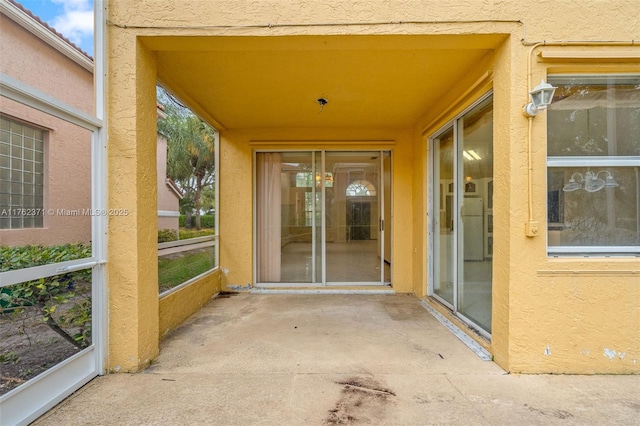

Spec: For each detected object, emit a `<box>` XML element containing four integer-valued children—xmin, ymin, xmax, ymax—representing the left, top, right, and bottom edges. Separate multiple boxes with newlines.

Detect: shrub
<box><xmin>158</xmin><ymin>229</ymin><xmax>178</xmax><ymax>243</ymax></box>
<box><xmin>198</xmin><ymin>214</ymin><xmax>215</xmax><ymax>229</ymax></box>
<box><xmin>0</xmin><ymin>244</ymin><xmax>92</xmax><ymax>348</ymax></box>
<box><xmin>0</xmin><ymin>243</ymin><xmax>91</xmax><ymax>272</ymax></box>
<box><xmin>179</xmin><ymin>228</ymin><xmax>215</xmax><ymax>239</ymax></box>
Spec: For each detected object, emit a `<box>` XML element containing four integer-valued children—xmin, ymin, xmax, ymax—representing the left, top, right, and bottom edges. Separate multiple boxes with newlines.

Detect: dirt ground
<box><xmin>0</xmin><ymin>306</ymin><xmax>83</xmax><ymax>395</ymax></box>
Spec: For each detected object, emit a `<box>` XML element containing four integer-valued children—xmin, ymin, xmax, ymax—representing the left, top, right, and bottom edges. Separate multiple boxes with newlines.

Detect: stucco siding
<box><xmin>106</xmin><ymin>0</ymin><xmax>640</xmax><ymax>373</ymax></box>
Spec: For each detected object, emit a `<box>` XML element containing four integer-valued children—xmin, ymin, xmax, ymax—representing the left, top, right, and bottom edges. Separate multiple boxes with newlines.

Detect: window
<box><xmin>0</xmin><ymin>116</ymin><xmax>45</xmax><ymax>229</ymax></box>
<box><xmin>547</xmin><ymin>75</ymin><xmax>640</xmax><ymax>254</ymax></box>
<box><xmin>346</xmin><ymin>180</ymin><xmax>376</xmax><ymax>197</ymax></box>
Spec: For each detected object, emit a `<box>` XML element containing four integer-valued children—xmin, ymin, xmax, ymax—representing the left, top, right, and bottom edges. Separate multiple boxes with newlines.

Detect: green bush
<box><xmin>158</xmin><ymin>229</ymin><xmax>178</xmax><ymax>243</ymax></box>
<box><xmin>0</xmin><ymin>243</ymin><xmax>92</xmax><ymax>348</ymax></box>
<box><xmin>179</xmin><ymin>228</ymin><xmax>215</xmax><ymax>239</ymax></box>
<box><xmin>0</xmin><ymin>243</ymin><xmax>91</xmax><ymax>272</ymax></box>
<box><xmin>199</xmin><ymin>215</ymin><xmax>215</xmax><ymax>228</ymax></box>
<box><xmin>178</xmin><ymin>214</ymin><xmax>215</xmax><ymax>229</ymax></box>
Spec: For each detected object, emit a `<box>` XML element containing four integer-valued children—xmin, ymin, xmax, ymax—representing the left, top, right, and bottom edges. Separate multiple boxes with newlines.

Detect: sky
<box><xmin>17</xmin><ymin>0</ymin><xmax>94</xmax><ymax>56</ymax></box>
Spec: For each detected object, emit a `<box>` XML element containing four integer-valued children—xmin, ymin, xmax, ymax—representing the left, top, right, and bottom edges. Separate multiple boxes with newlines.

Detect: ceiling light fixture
<box><xmin>562</xmin><ymin>170</ymin><xmax>619</xmax><ymax>192</ymax></box>
<box><xmin>463</xmin><ymin>150</ymin><xmax>482</xmax><ymax>161</ymax></box>
<box><xmin>468</xmin><ymin>149</ymin><xmax>482</xmax><ymax>160</ymax></box>
<box><xmin>317</xmin><ymin>98</ymin><xmax>328</xmax><ymax>113</ymax></box>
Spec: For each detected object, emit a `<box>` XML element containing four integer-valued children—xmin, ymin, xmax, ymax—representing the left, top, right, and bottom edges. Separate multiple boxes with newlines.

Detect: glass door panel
<box><xmin>256</xmin><ymin>150</ymin><xmax>389</xmax><ymax>286</ymax></box>
<box><xmin>256</xmin><ymin>151</ymin><xmax>319</xmax><ymax>283</ymax></box>
<box><xmin>383</xmin><ymin>151</ymin><xmax>392</xmax><ymax>283</ymax></box>
<box><xmin>434</xmin><ymin>127</ymin><xmax>455</xmax><ymax>306</ymax></box>
<box><xmin>430</xmin><ymin>94</ymin><xmax>493</xmax><ymax>336</ymax></box>
<box><xmin>458</xmin><ymin>98</ymin><xmax>493</xmax><ymax>332</ymax></box>
<box><xmin>325</xmin><ymin>152</ymin><xmax>382</xmax><ymax>284</ymax></box>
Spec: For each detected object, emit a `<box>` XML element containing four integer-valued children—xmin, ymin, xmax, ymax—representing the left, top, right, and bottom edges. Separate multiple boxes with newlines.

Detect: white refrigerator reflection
<box><xmin>462</xmin><ymin>197</ymin><xmax>483</xmax><ymax>261</ymax></box>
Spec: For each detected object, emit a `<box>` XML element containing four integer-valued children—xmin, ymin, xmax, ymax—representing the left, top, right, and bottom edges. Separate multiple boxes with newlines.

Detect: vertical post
<box><xmin>93</xmin><ymin>0</ymin><xmax>108</xmax><ymax>376</ymax></box>
<box><xmin>107</xmin><ymin>27</ymin><xmax>159</xmax><ymax>371</ymax></box>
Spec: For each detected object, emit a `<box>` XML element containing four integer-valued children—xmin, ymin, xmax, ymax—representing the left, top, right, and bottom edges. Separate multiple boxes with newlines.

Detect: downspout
<box><xmin>521</xmin><ymin>40</ymin><xmax>637</xmax><ymax>237</ymax></box>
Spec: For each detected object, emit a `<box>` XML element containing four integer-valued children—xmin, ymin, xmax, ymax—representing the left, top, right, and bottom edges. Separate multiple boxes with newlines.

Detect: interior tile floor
<box><xmin>278</xmin><ymin>240</ymin><xmax>390</xmax><ymax>283</ymax></box>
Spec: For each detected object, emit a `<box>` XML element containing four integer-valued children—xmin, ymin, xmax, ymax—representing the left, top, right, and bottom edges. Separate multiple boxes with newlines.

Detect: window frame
<box><xmin>0</xmin><ymin>115</ymin><xmax>46</xmax><ymax>229</ymax></box>
<box><xmin>546</xmin><ymin>73</ymin><xmax>640</xmax><ymax>256</ymax></box>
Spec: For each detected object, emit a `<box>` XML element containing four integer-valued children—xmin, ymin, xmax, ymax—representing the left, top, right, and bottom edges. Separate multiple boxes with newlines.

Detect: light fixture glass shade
<box><xmin>585</xmin><ymin>178</ymin><xmax>605</xmax><ymax>192</ymax></box>
<box><xmin>562</xmin><ymin>178</ymin><xmax>582</xmax><ymax>192</ymax></box>
<box><xmin>604</xmin><ymin>175</ymin><xmax>619</xmax><ymax>187</ymax></box>
<box><xmin>529</xmin><ymin>80</ymin><xmax>557</xmax><ymax>110</ymax></box>
<box><xmin>602</xmin><ymin>172</ymin><xmax>620</xmax><ymax>188</ymax></box>
<box><xmin>524</xmin><ymin>80</ymin><xmax>558</xmax><ymax>116</ymax></box>
<box><xmin>584</xmin><ymin>171</ymin><xmax>605</xmax><ymax>192</ymax></box>
<box><xmin>563</xmin><ymin>171</ymin><xmax>620</xmax><ymax>192</ymax></box>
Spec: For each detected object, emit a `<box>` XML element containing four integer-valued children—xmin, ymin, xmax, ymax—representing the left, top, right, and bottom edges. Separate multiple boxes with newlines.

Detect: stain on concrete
<box><xmin>413</xmin><ymin>393</ymin><xmax>456</xmax><ymax>404</ymax></box>
<box><xmin>619</xmin><ymin>400</ymin><xmax>640</xmax><ymax>412</ymax></box>
<box><xmin>525</xmin><ymin>404</ymin><xmax>573</xmax><ymax>419</ymax></box>
<box><xmin>326</xmin><ymin>377</ymin><xmax>395</xmax><ymax>424</ymax></box>
<box><xmin>216</xmin><ymin>292</ymin><xmax>238</xmax><ymax>298</ymax></box>
<box><xmin>381</xmin><ymin>297</ymin><xmax>425</xmax><ymax>321</ymax></box>
<box><xmin>411</xmin><ymin>343</ymin><xmax>438</xmax><ymax>358</ymax></box>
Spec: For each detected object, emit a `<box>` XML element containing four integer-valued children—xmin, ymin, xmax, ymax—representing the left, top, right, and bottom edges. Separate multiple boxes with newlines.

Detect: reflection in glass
<box><xmin>548</xmin><ymin>76</ymin><xmax>640</xmax><ymax>157</ymax></box>
<box><xmin>547</xmin><ymin>75</ymin><xmax>640</xmax><ymax>251</ymax></box>
<box><xmin>325</xmin><ymin>152</ymin><xmax>382</xmax><ymax>283</ymax></box>
<box><xmin>548</xmin><ymin>167</ymin><xmax>639</xmax><ymax>247</ymax></box>
<box><xmin>257</xmin><ymin>152</ymin><xmax>318</xmax><ymax>283</ymax></box>
<box><xmin>434</xmin><ymin>127</ymin><xmax>454</xmax><ymax>306</ymax></box>
<box><xmin>257</xmin><ymin>151</ymin><xmax>389</xmax><ymax>284</ymax></box>
<box><xmin>458</xmin><ymin>97</ymin><xmax>493</xmax><ymax>333</ymax></box>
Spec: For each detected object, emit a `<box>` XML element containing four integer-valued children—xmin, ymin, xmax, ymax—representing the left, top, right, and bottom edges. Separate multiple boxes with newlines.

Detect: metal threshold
<box><xmin>420</xmin><ymin>300</ymin><xmax>492</xmax><ymax>361</ymax></box>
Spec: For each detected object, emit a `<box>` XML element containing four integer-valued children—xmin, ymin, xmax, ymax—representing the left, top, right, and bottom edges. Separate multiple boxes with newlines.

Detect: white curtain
<box><xmin>256</xmin><ymin>153</ymin><xmax>282</xmax><ymax>282</ymax></box>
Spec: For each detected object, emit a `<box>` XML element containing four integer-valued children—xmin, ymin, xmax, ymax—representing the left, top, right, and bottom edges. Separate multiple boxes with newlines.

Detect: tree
<box><xmin>157</xmin><ymin>86</ymin><xmax>216</xmax><ymax>230</ymax></box>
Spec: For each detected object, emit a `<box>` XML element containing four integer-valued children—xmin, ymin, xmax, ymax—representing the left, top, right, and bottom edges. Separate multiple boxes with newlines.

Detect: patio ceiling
<box><xmin>147</xmin><ymin>34</ymin><xmax>505</xmax><ymax>130</ymax></box>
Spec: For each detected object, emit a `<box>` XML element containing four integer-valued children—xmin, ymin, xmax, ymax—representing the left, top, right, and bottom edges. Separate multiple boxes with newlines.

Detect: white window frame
<box><xmin>546</xmin><ymin>74</ymin><xmax>640</xmax><ymax>256</ymax></box>
<box><xmin>0</xmin><ymin>2</ymin><xmax>107</xmax><ymax>423</ymax></box>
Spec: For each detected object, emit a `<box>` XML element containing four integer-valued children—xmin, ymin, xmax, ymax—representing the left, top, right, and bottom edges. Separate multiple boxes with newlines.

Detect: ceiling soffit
<box><xmin>152</xmin><ymin>34</ymin><xmax>504</xmax><ymax>129</ymax></box>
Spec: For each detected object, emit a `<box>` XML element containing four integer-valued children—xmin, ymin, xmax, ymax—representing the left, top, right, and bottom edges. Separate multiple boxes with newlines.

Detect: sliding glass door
<box><xmin>430</xmin><ymin>94</ymin><xmax>493</xmax><ymax>336</ymax></box>
<box><xmin>255</xmin><ymin>150</ymin><xmax>390</xmax><ymax>286</ymax></box>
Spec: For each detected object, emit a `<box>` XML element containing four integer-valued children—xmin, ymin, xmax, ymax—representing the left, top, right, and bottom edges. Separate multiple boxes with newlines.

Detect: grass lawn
<box><xmin>158</xmin><ymin>249</ymin><xmax>215</xmax><ymax>293</ymax></box>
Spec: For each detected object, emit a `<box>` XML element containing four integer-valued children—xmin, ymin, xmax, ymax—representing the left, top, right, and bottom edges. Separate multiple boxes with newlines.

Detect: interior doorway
<box><xmin>255</xmin><ymin>150</ymin><xmax>391</xmax><ymax>286</ymax></box>
<box><xmin>347</xmin><ymin>201</ymin><xmax>371</xmax><ymax>241</ymax></box>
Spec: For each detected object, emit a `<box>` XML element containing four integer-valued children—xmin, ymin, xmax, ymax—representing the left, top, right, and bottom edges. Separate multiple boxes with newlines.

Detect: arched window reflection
<box><xmin>346</xmin><ymin>180</ymin><xmax>376</xmax><ymax>196</ymax></box>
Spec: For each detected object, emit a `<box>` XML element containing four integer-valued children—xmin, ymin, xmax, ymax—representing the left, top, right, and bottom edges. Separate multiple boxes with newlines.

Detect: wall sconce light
<box><xmin>563</xmin><ymin>170</ymin><xmax>619</xmax><ymax>192</ymax></box>
<box><xmin>523</xmin><ymin>80</ymin><xmax>557</xmax><ymax>117</ymax></box>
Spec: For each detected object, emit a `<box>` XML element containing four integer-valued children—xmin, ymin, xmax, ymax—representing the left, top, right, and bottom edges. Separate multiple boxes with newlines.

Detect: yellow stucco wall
<box><xmin>107</xmin><ymin>33</ymin><xmax>160</xmax><ymax>372</ymax></box>
<box><xmin>107</xmin><ymin>0</ymin><xmax>640</xmax><ymax>374</ymax></box>
<box><xmin>158</xmin><ymin>270</ymin><xmax>222</xmax><ymax>339</ymax></box>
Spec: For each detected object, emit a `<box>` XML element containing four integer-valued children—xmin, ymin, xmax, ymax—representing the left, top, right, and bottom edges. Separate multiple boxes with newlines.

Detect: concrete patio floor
<box><xmin>36</xmin><ymin>293</ymin><xmax>639</xmax><ymax>425</ymax></box>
